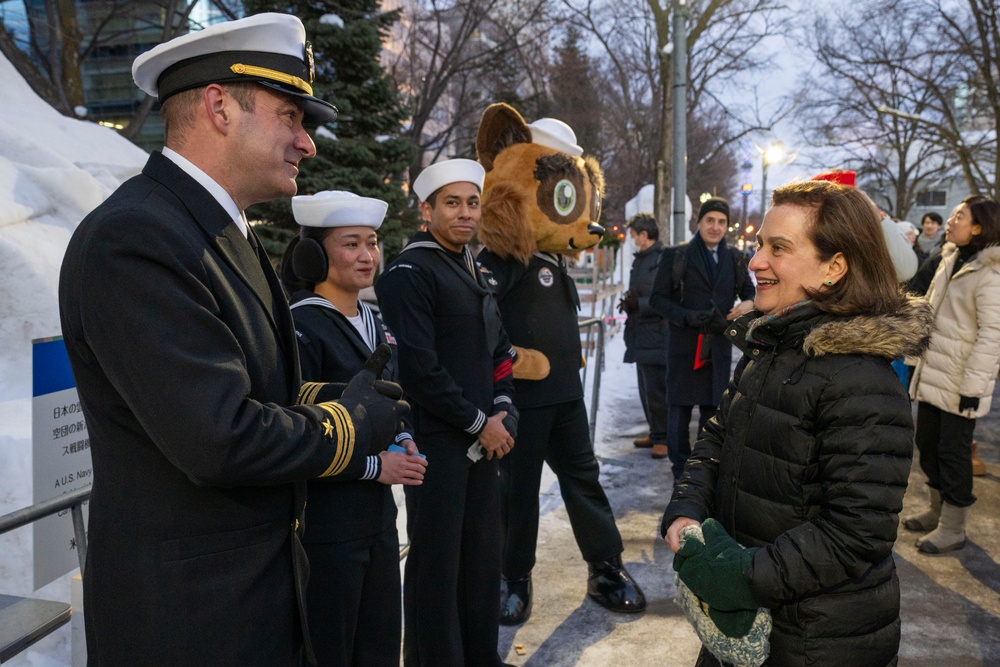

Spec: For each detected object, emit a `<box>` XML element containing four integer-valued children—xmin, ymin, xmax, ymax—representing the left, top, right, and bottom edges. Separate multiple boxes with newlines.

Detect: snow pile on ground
<box><xmin>0</xmin><ymin>52</ymin><xmax>146</xmax><ymax>666</ymax></box>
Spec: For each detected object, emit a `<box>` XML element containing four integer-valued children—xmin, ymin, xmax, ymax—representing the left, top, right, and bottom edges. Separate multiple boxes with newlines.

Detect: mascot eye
<box><xmin>553</xmin><ymin>180</ymin><xmax>577</xmax><ymax>217</ymax></box>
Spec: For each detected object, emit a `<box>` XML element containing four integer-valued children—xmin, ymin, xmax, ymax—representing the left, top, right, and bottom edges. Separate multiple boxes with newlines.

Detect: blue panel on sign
<box><xmin>33</xmin><ymin>337</ymin><xmax>76</xmax><ymax>396</ymax></box>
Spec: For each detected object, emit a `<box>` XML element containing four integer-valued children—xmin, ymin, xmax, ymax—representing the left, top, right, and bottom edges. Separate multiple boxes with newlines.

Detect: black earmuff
<box><xmin>292</xmin><ymin>237</ymin><xmax>328</xmax><ymax>284</ymax></box>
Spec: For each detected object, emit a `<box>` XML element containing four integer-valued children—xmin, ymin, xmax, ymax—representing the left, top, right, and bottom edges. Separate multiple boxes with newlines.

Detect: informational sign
<box><xmin>32</xmin><ymin>336</ymin><xmax>91</xmax><ymax>590</ymax></box>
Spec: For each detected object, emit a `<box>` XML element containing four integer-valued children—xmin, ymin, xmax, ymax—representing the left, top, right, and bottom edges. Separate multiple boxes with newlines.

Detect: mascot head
<box><xmin>476</xmin><ymin>103</ymin><xmax>605</xmax><ymax>265</ymax></box>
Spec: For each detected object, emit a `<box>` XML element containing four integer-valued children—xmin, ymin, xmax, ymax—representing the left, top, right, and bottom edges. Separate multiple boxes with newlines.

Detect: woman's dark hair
<box><xmin>770</xmin><ymin>180</ymin><xmax>903</xmax><ymax>316</ymax></box>
<box><xmin>961</xmin><ymin>195</ymin><xmax>1000</xmax><ymax>254</ymax></box>
<box><xmin>278</xmin><ymin>226</ymin><xmax>335</xmax><ymax>296</ymax></box>
<box><xmin>627</xmin><ymin>213</ymin><xmax>658</xmax><ymax>240</ymax></box>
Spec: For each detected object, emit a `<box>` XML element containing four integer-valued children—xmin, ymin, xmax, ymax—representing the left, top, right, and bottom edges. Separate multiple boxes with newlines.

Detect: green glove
<box><xmin>677</xmin><ymin>519</ymin><xmax>759</xmax><ymax>613</ymax></box>
<box><xmin>707</xmin><ymin>606</ymin><xmax>758</xmax><ymax>638</ymax></box>
<box><xmin>672</xmin><ymin>526</ymin><xmax>706</xmax><ymax>573</ymax></box>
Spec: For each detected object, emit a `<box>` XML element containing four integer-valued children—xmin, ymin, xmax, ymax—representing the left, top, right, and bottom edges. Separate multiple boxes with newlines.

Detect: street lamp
<box><xmin>758</xmin><ymin>141</ymin><xmax>785</xmax><ymax>216</ymax></box>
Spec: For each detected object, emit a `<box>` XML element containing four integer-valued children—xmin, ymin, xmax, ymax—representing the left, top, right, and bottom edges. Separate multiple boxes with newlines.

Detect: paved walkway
<box><xmin>499</xmin><ymin>334</ymin><xmax>1000</xmax><ymax>666</ymax></box>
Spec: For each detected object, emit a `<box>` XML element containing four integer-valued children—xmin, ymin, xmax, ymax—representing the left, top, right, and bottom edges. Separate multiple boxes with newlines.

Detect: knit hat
<box><xmin>811</xmin><ymin>170</ymin><xmax>856</xmax><ymax>187</ymax></box>
<box><xmin>698</xmin><ymin>197</ymin><xmax>730</xmax><ymax>223</ymax></box>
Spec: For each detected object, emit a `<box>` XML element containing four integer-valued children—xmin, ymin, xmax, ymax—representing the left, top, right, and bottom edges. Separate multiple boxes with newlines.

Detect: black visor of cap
<box><xmin>156</xmin><ymin>50</ymin><xmax>338</xmax><ymax>125</ymax></box>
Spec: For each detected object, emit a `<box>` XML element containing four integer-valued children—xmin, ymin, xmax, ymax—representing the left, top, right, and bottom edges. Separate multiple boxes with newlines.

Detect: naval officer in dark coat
<box><xmin>58</xmin><ymin>14</ymin><xmax>408</xmax><ymax>666</ymax></box>
<box><xmin>375</xmin><ymin>159</ymin><xmax>518</xmax><ymax>667</ymax></box>
<box><xmin>282</xmin><ymin>190</ymin><xmax>427</xmax><ymax>666</ymax></box>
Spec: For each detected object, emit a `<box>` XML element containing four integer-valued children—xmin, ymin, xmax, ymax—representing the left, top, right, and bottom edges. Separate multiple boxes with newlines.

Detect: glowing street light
<box><xmin>757</xmin><ymin>141</ymin><xmax>786</xmax><ymax>216</ymax></box>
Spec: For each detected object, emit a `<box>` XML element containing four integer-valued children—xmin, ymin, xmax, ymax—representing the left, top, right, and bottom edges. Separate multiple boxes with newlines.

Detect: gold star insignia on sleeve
<box><xmin>322</xmin><ymin>419</ymin><xmax>334</xmax><ymax>438</ymax></box>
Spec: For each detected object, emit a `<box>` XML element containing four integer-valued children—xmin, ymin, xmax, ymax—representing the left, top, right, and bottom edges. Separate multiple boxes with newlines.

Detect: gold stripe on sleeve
<box><xmin>298</xmin><ymin>382</ymin><xmax>324</xmax><ymax>405</ymax></box>
<box><xmin>317</xmin><ymin>402</ymin><xmax>355</xmax><ymax>477</ymax></box>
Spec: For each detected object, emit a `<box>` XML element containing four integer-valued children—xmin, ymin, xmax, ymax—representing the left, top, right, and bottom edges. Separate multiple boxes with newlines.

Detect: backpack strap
<box><xmin>731</xmin><ymin>250</ymin><xmax>748</xmax><ymax>297</ymax></box>
<box><xmin>671</xmin><ymin>244</ymin><xmax>688</xmax><ymax>301</ymax></box>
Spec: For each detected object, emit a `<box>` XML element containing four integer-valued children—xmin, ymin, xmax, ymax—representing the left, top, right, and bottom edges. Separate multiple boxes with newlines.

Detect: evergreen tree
<box><xmin>243</xmin><ymin>0</ymin><xmax>417</xmax><ymax>259</ymax></box>
<box><xmin>548</xmin><ymin>26</ymin><xmax>601</xmax><ymax>157</ymax></box>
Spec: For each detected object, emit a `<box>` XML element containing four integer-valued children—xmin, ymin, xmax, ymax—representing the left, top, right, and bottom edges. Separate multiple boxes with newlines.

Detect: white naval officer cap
<box><xmin>411</xmin><ymin>159</ymin><xmax>486</xmax><ymax>202</ymax></box>
<box><xmin>292</xmin><ymin>191</ymin><xmax>388</xmax><ymax>230</ymax></box>
<box><xmin>132</xmin><ymin>12</ymin><xmax>337</xmax><ymax>125</ymax></box>
<box><xmin>526</xmin><ymin>118</ymin><xmax>583</xmax><ymax>156</ymax></box>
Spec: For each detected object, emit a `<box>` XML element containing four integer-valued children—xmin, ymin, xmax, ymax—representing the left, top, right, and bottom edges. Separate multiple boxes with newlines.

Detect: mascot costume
<box><xmin>476</xmin><ymin>103</ymin><xmax>646</xmax><ymax>625</ymax></box>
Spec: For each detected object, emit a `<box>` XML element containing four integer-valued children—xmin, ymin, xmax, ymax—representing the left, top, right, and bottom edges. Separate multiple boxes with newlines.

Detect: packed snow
<box><xmin>0</xmin><ymin>52</ymin><xmax>147</xmax><ymax>666</ymax></box>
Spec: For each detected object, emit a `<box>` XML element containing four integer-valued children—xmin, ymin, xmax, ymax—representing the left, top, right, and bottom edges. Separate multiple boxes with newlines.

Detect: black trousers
<box><xmin>636</xmin><ymin>362</ymin><xmax>668</xmax><ymax>443</ymax></box>
<box><xmin>304</xmin><ymin>527</ymin><xmax>401</xmax><ymax>667</ymax></box>
<box><xmin>402</xmin><ymin>436</ymin><xmax>502</xmax><ymax>667</ymax></box>
<box><xmin>915</xmin><ymin>401</ymin><xmax>977</xmax><ymax>507</ymax></box>
<box><xmin>667</xmin><ymin>404</ymin><xmax>717</xmax><ymax>480</ymax></box>
<box><xmin>500</xmin><ymin>399</ymin><xmax>623</xmax><ymax>578</ymax></box>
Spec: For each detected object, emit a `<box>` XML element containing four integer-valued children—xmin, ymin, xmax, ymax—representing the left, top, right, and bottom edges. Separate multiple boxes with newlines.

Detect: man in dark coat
<box><xmin>375</xmin><ymin>159</ymin><xmax>517</xmax><ymax>667</ymax></box>
<box><xmin>620</xmin><ymin>213</ymin><xmax>669</xmax><ymax>458</ymax></box>
<box><xmin>58</xmin><ymin>15</ymin><xmax>407</xmax><ymax>666</ymax></box>
<box><xmin>650</xmin><ymin>197</ymin><xmax>755</xmax><ymax>479</ymax></box>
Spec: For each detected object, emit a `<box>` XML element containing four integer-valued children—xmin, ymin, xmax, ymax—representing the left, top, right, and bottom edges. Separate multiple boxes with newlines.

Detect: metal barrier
<box><xmin>0</xmin><ymin>485</ymin><xmax>90</xmax><ymax>663</ymax></box>
<box><xmin>0</xmin><ymin>486</ymin><xmax>90</xmax><ymax>574</ymax></box>
<box><xmin>578</xmin><ymin>317</ymin><xmax>606</xmax><ymax>445</ymax></box>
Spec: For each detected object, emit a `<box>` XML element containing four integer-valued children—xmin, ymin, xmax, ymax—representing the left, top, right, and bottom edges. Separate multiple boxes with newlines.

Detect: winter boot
<box><xmin>916</xmin><ymin>502</ymin><xmax>969</xmax><ymax>554</ymax></box>
<box><xmin>902</xmin><ymin>487</ymin><xmax>942</xmax><ymax>532</ymax></box>
<box><xmin>499</xmin><ymin>574</ymin><xmax>532</xmax><ymax>626</ymax></box>
<box><xmin>972</xmin><ymin>441</ymin><xmax>987</xmax><ymax>476</ymax></box>
<box><xmin>586</xmin><ymin>554</ymin><xmax>646</xmax><ymax>613</ymax></box>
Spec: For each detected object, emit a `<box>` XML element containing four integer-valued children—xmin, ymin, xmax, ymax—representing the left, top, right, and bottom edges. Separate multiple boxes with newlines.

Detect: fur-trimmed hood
<box><xmin>803</xmin><ymin>295</ymin><xmax>933</xmax><ymax>359</ymax></box>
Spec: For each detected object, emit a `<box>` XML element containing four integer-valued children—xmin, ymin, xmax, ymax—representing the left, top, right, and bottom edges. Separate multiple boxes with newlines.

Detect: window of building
<box><xmin>916</xmin><ymin>190</ymin><xmax>947</xmax><ymax>207</ymax></box>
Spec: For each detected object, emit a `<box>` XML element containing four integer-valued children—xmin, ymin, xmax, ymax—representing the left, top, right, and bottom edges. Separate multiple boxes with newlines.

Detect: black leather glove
<box><xmin>617</xmin><ymin>291</ymin><xmax>639</xmax><ymax>314</ymax></box>
<box><xmin>337</xmin><ymin>344</ymin><xmax>410</xmax><ymax>455</ymax></box>
<box><xmin>959</xmin><ymin>395</ymin><xmax>980</xmax><ymax>413</ymax></box>
<box><xmin>501</xmin><ymin>404</ymin><xmax>519</xmax><ymax>440</ymax></box>
<box><xmin>706</xmin><ymin>309</ymin><xmax>728</xmax><ymax>334</ymax></box>
<box><xmin>684</xmin><ymin>309</ymin><xmax>714</xmax><ymax>330</ymax></box>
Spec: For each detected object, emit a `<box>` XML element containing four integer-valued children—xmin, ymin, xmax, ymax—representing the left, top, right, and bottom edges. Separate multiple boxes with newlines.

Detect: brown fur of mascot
<box><xmin>476</xmin><ymin>102</ymin><xmax>606</xmax><ymax>380</ymax></box>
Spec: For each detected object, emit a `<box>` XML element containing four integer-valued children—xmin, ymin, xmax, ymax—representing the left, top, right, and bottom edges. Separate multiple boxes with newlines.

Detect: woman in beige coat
<box><xmin>905</xmin><ymin>195</ymin><xmax>1000</xmax><ymax>553</ymax></box>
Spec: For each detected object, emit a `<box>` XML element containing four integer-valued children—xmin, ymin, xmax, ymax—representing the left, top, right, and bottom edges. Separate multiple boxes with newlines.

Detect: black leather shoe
<box><xmin>499</xmin><ymin>574</ymin><xmax>533</xmax><ymax>625</ymax></box>
<box><xmin>587</xmin><ymin>555</ymin><xmax>646</xmax><ymax>613</ymax></box>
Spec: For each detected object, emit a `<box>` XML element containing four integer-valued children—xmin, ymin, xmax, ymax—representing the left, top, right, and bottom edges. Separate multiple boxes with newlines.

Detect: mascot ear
<box><xmin>477</xmin><ymin>103</ymin><xmax>531</xmax><ymax>172</ymax></box>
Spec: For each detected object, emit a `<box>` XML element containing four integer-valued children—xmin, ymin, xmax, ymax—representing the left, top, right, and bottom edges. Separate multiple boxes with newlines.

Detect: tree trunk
<box><xmin>0</xmin><ymin>25</ymin><xmax>67</xmax><ymax>113</ymax></box>
<box><xmin>56</xmin><ymin>0</ymin><xmax>85</xmax><ymax>113</ymax></box>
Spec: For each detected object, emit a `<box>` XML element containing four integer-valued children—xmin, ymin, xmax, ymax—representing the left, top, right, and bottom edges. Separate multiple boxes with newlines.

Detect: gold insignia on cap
<box><xmin>229</xmin><ymin>63</ymin><xmax>313</xmax><ymax>95</ymax></box>
<box><xmin>305</xmin><ymin>41</ymin><xmax>315</xmax><ymax>84</ymax></box>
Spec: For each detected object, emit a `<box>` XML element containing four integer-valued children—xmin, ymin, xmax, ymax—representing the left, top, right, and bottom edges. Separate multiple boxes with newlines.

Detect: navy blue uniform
<box><xmin>375</xmin><ymin>231</ymin><xmax>515</xmax><ymax>667</ymax></box>
<box><xmin>290</xmin><ymin>291</ymin><xmax>409</xmax><ymax>667</ymax></box>
<box><xmin>58</xmin><ymin>152</ymin><xmax>369</xmax><ymax>666</ymax></box>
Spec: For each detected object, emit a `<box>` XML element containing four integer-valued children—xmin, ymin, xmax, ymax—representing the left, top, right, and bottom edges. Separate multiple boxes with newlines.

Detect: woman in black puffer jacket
<box><xmin>662</xmin><ymin>180</ymin><xmax>933</xmax><ymax>667</ymax></box>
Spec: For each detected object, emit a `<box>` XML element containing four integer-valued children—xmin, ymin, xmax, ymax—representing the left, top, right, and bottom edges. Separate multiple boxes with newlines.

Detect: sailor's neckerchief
<box><xmin>290</xmin><ymin>295</ymin><xmax>379</xmax><ymax>353</ymax></box>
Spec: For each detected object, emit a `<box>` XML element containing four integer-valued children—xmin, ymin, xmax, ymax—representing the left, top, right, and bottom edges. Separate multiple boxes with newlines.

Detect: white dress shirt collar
<box><xmin>161</xmin><ymin>147</ymin><xmax>247</xmax><ymax>237</ymax></box>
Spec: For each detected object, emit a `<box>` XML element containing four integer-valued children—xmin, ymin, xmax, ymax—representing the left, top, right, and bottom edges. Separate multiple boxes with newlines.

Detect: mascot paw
<box><xmin>512</xmin><ymin>346</ymin><xmax>551</xmax><ymax>380</ymax></box>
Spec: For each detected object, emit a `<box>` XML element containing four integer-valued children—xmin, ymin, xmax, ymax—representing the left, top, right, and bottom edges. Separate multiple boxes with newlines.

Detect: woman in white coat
<box><xmin>905</xmin><ymin>195</ymin><xmax>1000</xmax><ymax>553</ymax></box>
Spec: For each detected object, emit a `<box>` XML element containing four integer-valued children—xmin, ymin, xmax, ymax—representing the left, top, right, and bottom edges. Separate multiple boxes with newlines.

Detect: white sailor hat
<box><xmin>292</xmin><ymin>191</ymin><xmax>388</xmax><ymax>230</ymax></box>
<box><xmin>527</xmin><ymin>118</ymin><xmax>583</xmax><ymax>156</ymax></box>
<box><xmin>411</xmin><ymin>159</ymin><xmax>486</xmax><ymax>202</ymax></box>
<box><xmin>132</xmin><ymin>13</ymin><xmax>337</xmax><ymax>125</ymax></box>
